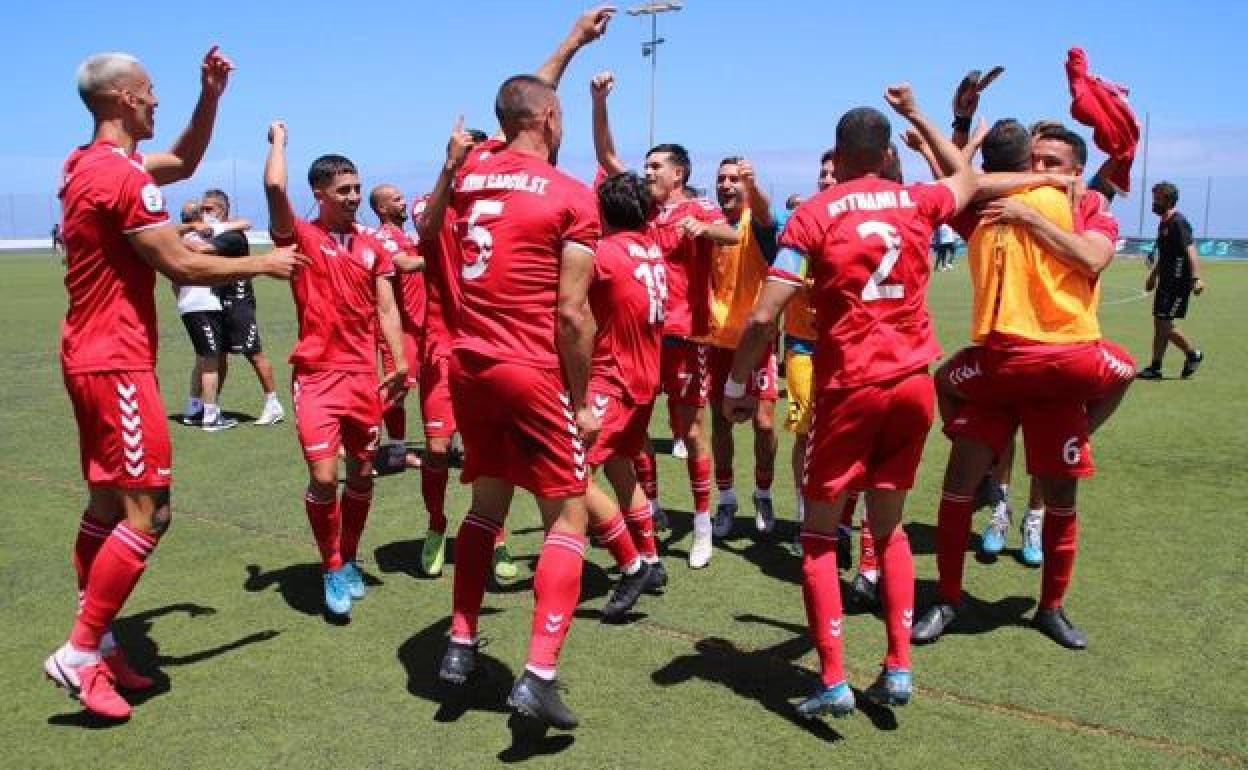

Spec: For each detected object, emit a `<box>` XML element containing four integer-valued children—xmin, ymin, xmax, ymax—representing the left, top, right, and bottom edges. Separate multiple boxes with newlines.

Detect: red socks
<box><xmin>935</xmin><ymin>491</ymin><xmax>975</xmax><ymax>605</ymax></box>
<box><xmin>305</xmin><ymin>489</ymin><xmax>342</xmax><ymax>571</ymax></box>
<box><xmin>635</xmin><ymin>451</ymin><xmax>658</xmax><ymax>502</ymax></box>
<box><xmin>590</xmin><ymin>513</ymin><xmax>640</xmax><ymax>572</ymax></box>
<box><xmin>421</xmin><ymin>464</ymin><xmax>450</xmax><ymax>534</ymax></box>
<box><xmin>689</xmin><ymin>455</ymin><xmax>711</xmax><ymax>513</ymax></box>
<box><xmin>624</xmin><ymin>503</ymin><xmax>658</xmax><ymax>560</ymax></box>
<box><xmin>70</xmin><ymin>523</ymin><xmax>159</xmax><ymax>651</ymax></box>
<box><xmin>74</xmin><ymin>511</ymin><xmax>115</xmax><ymax>598</ymax></box>
<box><xmin>1040</xmin><ymin>507</ymin><xmax>1078</xmax><ymax>609</ymax></box>
<box><xmin>340</xmin><ymin>485</ymin><xmax>372</xmax><ymax>564</ymax></box>
<box><xmin>383</xmin><ymin>403</ymin><xmax>406</xmax><ymax>443</ymax></box>
<box><xmin>450</xmin><ymin>513</ymin><xmax>501</xmax><ymax>643</ymax></box>
<box><xmin>876</xmin><ymin>528</ymin><xmax>915</xmax><ymax>671</ymax></box>
<box><xmin>526</xmin><ymin>531</ymin><xmax>586</xmax><ymax>674</ymax></box>
<box><xmin>800</xmin><ymin>530</ymin><xmax>845</xmax><ymax>687</ymax></box>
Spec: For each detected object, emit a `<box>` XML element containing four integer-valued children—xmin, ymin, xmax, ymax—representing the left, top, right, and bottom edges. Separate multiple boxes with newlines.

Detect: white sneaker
<box><xmin>255</xmin><ymin>400</ymin><xmax>285</xmax><ymax>426</ymax></box>
<box><xmin>671</xmin><ymin>438</ymin><xmax>688</xmax><ymax>459</ymax></box>
<box><xmin>689</xmin><ymin>516</ymin><xmax>713</xmax><ymax>569</ymax></box>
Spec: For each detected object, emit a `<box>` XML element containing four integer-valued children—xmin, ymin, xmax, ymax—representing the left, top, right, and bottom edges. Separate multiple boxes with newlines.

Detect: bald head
<box><xmin>76</xmin><ymin>52</ymin><xmax>142</xmax><ymax>111</ymax></box>
<box><xmin>369</xmin><ymin>184</ymin><xmax>407</xmax><ymax>226</ymax></box>
<box><xmin>494</xmin><ymin>74</ymin><xmax>556</xmax><ymax>135</ymax></box>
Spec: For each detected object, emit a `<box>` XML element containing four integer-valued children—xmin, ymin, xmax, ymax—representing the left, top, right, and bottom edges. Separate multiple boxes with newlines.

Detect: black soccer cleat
<box><xmin>438</xmin><ymin>639</ymin><xmax>478</xmax><ymax>685</ymax></box>
<box><xmin>1136</xmin><ymin>365</ymin><xmax>1163</xmax><ymax>380</ymax></box>
<box><xmin>911</xmin><ymin>603</ymin><xmax>957</xmax><ymax>644</ymax></box>
<box><xmin>601</xmin><ymin>563</ymin><xmax>651</xmax><ymax>623</ymax></box>
<box><xmin>1181</xmin><ymin>350</ymin><xmax>1204</xmax><ymax>379</ymax></box>
<box><xmin>644</xmin><ymin>560</ymin><xmax>668</xmax><ymax>593</ymax></box>
<box><xmin>850</xmin><ymin>572</ymin><xmax>880</xmax><ymax>609</ymax></box>
<box><xmin>1032</xmin><ymin>607</ymin><xmax>1088</xmax><ymax>650</ymax></box>
<box><xmin>507</xmin><ymin>671</ymin><xmax>579</xmax><ymax>730</ymax></box>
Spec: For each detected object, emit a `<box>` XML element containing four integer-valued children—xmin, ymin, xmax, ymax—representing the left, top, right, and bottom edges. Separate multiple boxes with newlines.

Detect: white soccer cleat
<box><xmin>255</xmin><ymin>400</ymin><xmax>285</xmax><ymax>426</ymax></box>
<box><xmin>688</xmin><ymin>524</ymin><xmax>713</xmax><ymax>569</ymax></box>
<box><xmin>671</xmin><ymin>438</ymin><xmax>688</xmax><ymax>459</ymax></box>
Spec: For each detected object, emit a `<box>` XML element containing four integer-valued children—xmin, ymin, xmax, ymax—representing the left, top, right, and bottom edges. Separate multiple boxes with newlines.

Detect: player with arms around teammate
<box><xmin>585</xmin><ymin>171</ymin><xmax>668</xmax><ymax>622</ymax></box>
<box><xmin>1138</xmin><ymin>181</ymin><xmax>1205</xmax><ymax>380</ymax></box>
<box><xmin>47</xmin><ymin>49</ymin><xmax>300</xmax><ymax>720</ymax></box>
<box><xmin>726</xmin><ymin>84</ymin><xmax>977</xmax><ymax>717</ymax></box>
<box><xmin>264</xmin><ymin>121</ymin><xmax>408</xmax><ymax>619</ymax></box>
<box><xmin>592</xmin><ymin>70</ymin><xmax>742</xmax><ymax>569</ymax></box>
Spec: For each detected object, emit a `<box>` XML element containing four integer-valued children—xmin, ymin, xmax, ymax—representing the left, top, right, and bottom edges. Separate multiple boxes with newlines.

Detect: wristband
<box><xmin>723</xmin><ymin>376</ymin><xmax>747</xmax><ymax>399</ymax></box>
<box><xmin>952</xmin><ymin>115</ymin><xmax>972</xmax><ymax>133</ymax></box>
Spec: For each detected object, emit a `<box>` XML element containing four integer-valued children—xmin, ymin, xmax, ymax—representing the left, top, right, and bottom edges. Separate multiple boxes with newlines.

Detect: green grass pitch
<box><xmin>1</xmin><ymin>251</ymin><xmax>1245</xmax><ymax>768</ymax></box>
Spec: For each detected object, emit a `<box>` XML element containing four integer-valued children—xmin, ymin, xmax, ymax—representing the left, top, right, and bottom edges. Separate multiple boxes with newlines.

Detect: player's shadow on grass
<box><xmin>913</xmin><ymin>579</ymin><xmax>1036</xmax><ymax>637</ymax></box>
<box><xmin>651</xmin><ymin>626</ymin><xmax>844</xmax><ymax>742</ymax></box>
<box><xmin>47</xmin><ymin>602</ymin><xmax>280</xmax><ymax>729</ymax></box>
<box><xmin>655</xmin><ymin>508</ymin><xmax>695</xmax><ymax>559</ymax></box>
<box><xmin>714</xmin><ymin>527</ymin><xmax>803</xmax><ymax>585</ymax></box>
<box><xmin>164</xmin><ymin>410</ymin><xmax>257</xmax><ymax>426</ymax></box>
<box><xmin>397</xmin><ymin>612</ymin><xmax>517</xmax><ymax>724</ymax></box>
<box><xmin>243</xmin><ymin>563</ymin><xmax>379</xmax><ymax>625</ymax></box>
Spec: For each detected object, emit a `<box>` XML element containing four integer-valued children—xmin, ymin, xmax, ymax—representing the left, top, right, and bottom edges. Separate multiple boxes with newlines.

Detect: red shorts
<box><xmin>450</xmin><ymin>350</ymin><xmax>587</xmax><ymax>498</ymax></box>
<box><xmin>660</xmin><ymin>338</ymin><xmax>710</xmax><ymax>407</ymax></box>
<box><xmin>803</xmin><ymin>369</ymin><xmax>934</xmax><ymax>502</ymax></box>
<box><xmin>587</xmin><ymin>381</ymin><xmax>655</xmax><ymax>467</ymax></box>
<box><xmin>419</xmin><ymin>341</ymin><xmax>457</xmax><ymax>439</ymax></box>
<box><xmin>708</xmin><ymin>341</ymin><xmax>779</xmax><ymax>402</ymax></box>
<box><xmin>64</xmin><ymin>370</ymin><xmax>172</xmax><ymax>488</ymax></box>
<box><xmin>292</xmin><ymin>368</ymin><xmax>383</xmax><ymax>463</ymax></box>
<box><xmin>941</xmin><ymin>338</ymin><xmax>1135</xmax><ymax>478</ymax></box>
<box><xmin>379</xmin><ymin>327</ymin><xmax>421</xmax><ymax>388</ymax></box>
<box><xmin>943</xmin><ymin>338</ymin><xmax>1135</xmax><ymax>406</ymax></box>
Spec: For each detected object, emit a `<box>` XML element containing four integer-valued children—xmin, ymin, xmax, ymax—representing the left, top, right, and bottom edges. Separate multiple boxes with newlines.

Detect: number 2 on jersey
<box><xmin>858</xmin><ymin>220</ymin><xmax>904</xmax><ymax>301</ymax></box>
<box><xmin>462</xmin><ymin>200</ymin><xmax>504</xmax><ymax>280</ymax></box>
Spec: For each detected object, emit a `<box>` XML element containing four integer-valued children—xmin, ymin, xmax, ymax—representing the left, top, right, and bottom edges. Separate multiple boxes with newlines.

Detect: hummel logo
<box><xmin>306</xmin><ymin>441</ymin><xmax>331</xmax><ymax>452</ymax></box>
<box><xmin>562</xmin><ymin>408</ymin><xmax>575</xmax><ymax>421</ymax></box>
<box><xmin>123</xmin><ymin>431</ymin><xmax>142</xmax><ymax>448</ymax></box>
<box><xmin>543</xmin><ymin>613</ymin><xmax>564</xmax><ymax>633</ymax></box>
<box><xmin>118</xmin><ymin>398</ymin><xmax>139</xmax><ymax>416</ymax></box>
<box><xmin>574</xmin><ymin>467</ymin><xmax>586</xmax><ymax>481</ymax></box>
<box><xmin>558</xmin><ymin>393</ymin><xmax>571</xmax><ymax>406</ymax></box>
<box><xmin>125</xmin><ymin>462</ymin><xmax>146</xmax><ymax>477</ymax></box>
<box><xmin>593</xmin><ymin>394</ymin><xmax>609</xmax><ymax>408</ymax></box>
<box><xmin>116</xmin><ymin>383</ymin><xmax>137</xmax><ymax>399</ymax></box>
<box><xmin>121</xmin><ymin>415</ymin><xmax>142</xmax><ymax>432</ymax></box>
<box><xmin>902</xmin><ymin>609</ymin><xmax>914</xmax><ymax>629</ymax></box>
<box><xmin>573</xmin><ymin>451</ymin><xmax>586</xmax><ymax>466</ymax></box>
<box><xmin>125</xmin><ymin>447</ymin><xmax>143</xmax><ymax>464</ymax></box>
<box><xmin>829</xmin><ymin>618</ymin><xmax>843</xmax><ymax>637</ymax></box>
<box><xmin>157</xmin><ymin>468</ymin><xmax>172</xmax><ymax>476</ymax></box>
<box><xmin>571</xmin><ymin>438</ymin><xmax>584</xmax><ymax>452</ymax></box>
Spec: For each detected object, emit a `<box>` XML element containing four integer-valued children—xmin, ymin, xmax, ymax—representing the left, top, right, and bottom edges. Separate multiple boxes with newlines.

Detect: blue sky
<box><xmin>3</xmin><ymin>0</ymin><xmax>1247</xmax><ymax>236</ymax></box>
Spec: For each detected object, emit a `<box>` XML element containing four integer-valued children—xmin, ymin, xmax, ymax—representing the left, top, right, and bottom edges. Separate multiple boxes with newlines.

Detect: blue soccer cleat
<box><xmin>340</xmin><ymin>561</ymin><xmax>367</xmax><ymax>600</ymax></box>
<box><xmin>796</xmin><ymin>681</ymin><xmax>855</xmax><ymax>719</ymax></box>
<box><xmin>323</xmin><ymin>567</ymin><xmax>352</xmax><ymax>616</ymax></box>
<box><xmin>864</xmin><ymin>667</ymin><xmax>912</xmax><ymax>706</ymax></box>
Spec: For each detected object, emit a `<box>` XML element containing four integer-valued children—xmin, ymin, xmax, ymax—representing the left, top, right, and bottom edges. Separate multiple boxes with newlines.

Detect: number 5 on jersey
<box><xmin>462</xmin><ymin>200</ymin><xmax>504</xmax><ymax>280</ymax></box>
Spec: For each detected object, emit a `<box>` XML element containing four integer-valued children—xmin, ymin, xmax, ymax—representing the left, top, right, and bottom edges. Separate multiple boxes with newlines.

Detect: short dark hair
<box><xmin>719</xmin><ymin>155</ymin><xmax>743</xmax><ymax>168</ymax></box>
<box><xmin>835</xmin><ymin>107</ymin><xmax>891</xmax><ymax>174</ymax></box>
<box><xmin>307</xmin><ymin>154</ymin><xmax>357</xmax><ymax>189</ymax></box>
<box><xmin>1152</xmin><ymin>181</ymin><xmax>1179</xmax><ymax>208</ymax></box>
<box><xmin>494</xmin><ymin>74</ymin><xmax>554</xmax><ymax>129</ymax></box>
<box><xmin>180</xmin><ymin>201</ymin><xmax>201</xmax><ymax>224</ymax></box>
<box><xmin>598</xmin><ymin>172</ymin><xmax>651</xmax><ymax>232</ymax></box>
<box><xmin>202</xmin><ymin>188</ymin><xmax>230</xmax><ymax>216</ymax></box>
<box><xmin>467</xmin><ymin>129</ymin><xmax>490</xmax><ymax>143</ymax></box>
<box><xmin>819</xmin><ymin>148</ymin><xmax>835</xmax><ymax>166</ymax></box>
<box><xmin>647</xmin><ymin>143</ymin><xmax>692</xmax><ymax>186</ymax></box>
<box><xmin>1033</xmin><ymin>124</ymin><xmax>1088</xmax><ymax>167</ymax></box>
<box><xmin>882</xmin><ymin>142</ymin><xmax>903</xmax><ymax>183</ymax></box>
<box><xmin>981</xmin><ymin>119</ymin><xmax>1031</xmax><ymax>173</ymax></box>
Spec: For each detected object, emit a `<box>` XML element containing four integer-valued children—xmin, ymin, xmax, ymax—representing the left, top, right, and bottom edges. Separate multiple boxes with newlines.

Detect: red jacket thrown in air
<box><xmin>1066</xmin><ymin>46</ymin><xmax>1139</xmax><ymax>194</ymax></box>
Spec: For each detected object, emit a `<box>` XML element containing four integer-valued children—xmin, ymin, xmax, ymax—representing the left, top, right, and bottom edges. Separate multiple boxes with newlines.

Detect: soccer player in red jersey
<box><xmin>585</xmin><ymin>171</ymin><xmax>668</xmax><ymax>622</ymax></box>
<box><xmin>430</xmin><ymin>74</ymin><xmax>602</xmax><ymax>732</ymax></box>
<box><xmin>591</xmin><ymin>70</ymin><xmax>742</xmax><ymax>569</ymax></box>
<box><xmin>47</xmin><ymin>49</ymin><xmax>301</xmax><ymax>720</ymax></box>
<box><xmin>264</xmin><ymin>121</ymin><xmax>409</xmax><ymax>619</ymax></box>
<box><xmin>725</xmin><ymin>85</ymin><xmax>977</xmax><ymax>717</ymax></box>
<box><xmin>369</xmin><ymin>184</ymin><xmax>426</xmax><ymax>471</ymax></box>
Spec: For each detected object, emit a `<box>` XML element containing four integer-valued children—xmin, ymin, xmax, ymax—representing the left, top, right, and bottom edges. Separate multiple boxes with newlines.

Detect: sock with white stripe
<box><xmin>70</xmin><ymin>523</ymin><xmax>159</xmax><ymax>651</ymax></box>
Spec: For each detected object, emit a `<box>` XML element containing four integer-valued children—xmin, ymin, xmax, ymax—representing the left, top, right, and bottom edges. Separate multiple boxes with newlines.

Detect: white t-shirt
<box><xmin>176</xmin><ymin>230</ymin><xmax>223</xmax><ymax>314</ymax></box>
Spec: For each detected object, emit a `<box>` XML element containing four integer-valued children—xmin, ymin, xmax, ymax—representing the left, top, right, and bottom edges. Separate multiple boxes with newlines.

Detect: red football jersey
<box><xmin>1076</xmin><ymin>188</ymin><xmax>1118</xmax><ymax>242</ymax></box>
<box><xmin>590</xmin><ymin>231</ymin><xmax>666</xmax><ymax>403</ymax></box>
<box><xmin>59</xmin><ymin>140</ymin><xmax>170</xmax><ymax>374</ymax></box>
<box><xmin>275</xmin><ymin>219</ymin><xmax>395</xmax><ymax>373</ymax></box>
<box><xmin>377</xmin><ymin>221</ymin><xmax>426</xmax><ymax>331</ymax></box>
<box><xmin>775</xmin><ymin>176</ymin><xmax>956</xmax><ymax>389</ymax></box>
<box><xmin>648</xmin><ymin>197</ymin><xmax>725</xmax><ymax>339</ymax></box>
<box><xmin>450</xmin><ymin>147</ymin><xmax>600</xmax><ymax>368</ymax></box>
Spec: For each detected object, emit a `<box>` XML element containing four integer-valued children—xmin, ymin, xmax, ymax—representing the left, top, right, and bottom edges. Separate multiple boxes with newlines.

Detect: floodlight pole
<box><xmin>628</xmin><ymin>2</ymin><xmax>682</xmax><ymax>148</ymax></box>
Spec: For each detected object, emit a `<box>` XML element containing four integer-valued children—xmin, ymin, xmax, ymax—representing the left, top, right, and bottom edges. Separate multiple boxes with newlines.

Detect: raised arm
<box><xmin>590</xmin><ymin>71</ymin><xmax>628</xmax><ymax>176</ymax></box>
<box><xmin>144</xmin><ymin>46</ymin><xmax>233</xmax><ymax>185</ymax></box>
<box><xmin>129</xmin><ymin>225</ymin><xmax>301</xmax><ymax>285</ymax></box>
<box><xmin>738</xmin><ymin>158</ymin><xmax>774</xmax><ymax>229</ymax></box>
<box><xmin>416</xmin><ymin>117</ymin><xmax>474</xmax><ymax>244</ymax></box>
<box><xmin>557</xmin><ymin>242</ymin><xmax>600</xmax><ymax>443</ymax></box>
<box><xmin>886</xmin><ymin>84</ymin><xmax>975</xmax><ymax>213</ymax></box>
<box><xmin>263</xmin><ymin>121</ymin><xmax>296</xmax><ymax>241</ymax></box>
<box><xmin>536</xmin><ymin>6</ymin><xmax>615</xmax><ymax>88</ymax></box>
<box><xmin>901</xmin><ymin>127</ymin><xmax>945</xmax><ymax>180</ymax></box>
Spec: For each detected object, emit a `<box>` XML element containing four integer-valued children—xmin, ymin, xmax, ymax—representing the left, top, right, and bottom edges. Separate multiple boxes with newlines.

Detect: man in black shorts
<box><xmin>176</xmin><ymin>201</ymin><xmax>237</xmax><ymax>431</ymax></box>
<box><xmin>200</xmin><ymin>189</ymin><xmax>286</xmax><ymax>424</ymax></box>
<box><xmin>1138</xmin><ymin>181</ymin><xmax>1205</xmax><ymax>380</ymax></box>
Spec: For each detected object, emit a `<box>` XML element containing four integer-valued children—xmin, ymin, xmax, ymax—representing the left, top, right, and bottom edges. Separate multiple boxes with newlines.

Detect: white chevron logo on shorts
<box><xmin>829</xmin><ymin>618</ymin><xmax>843</xmax><ymax>637</ymax></box>
<box><xmin>116</xmin><ymin>383</ymin><xmax>137</xmax><ymax>399</ymax></box>
<box><xmin>123</xmin><ymin>430</ymin><xmax>143</xmax><ymax>448</ymax></box>
<box><xmin>571</xmin><ymin>438</ymin><xmax>584</xmax><ymax>452</ymax></box>
<box><xmin>574</xmin><ymin>467</ymin><xmax>586</xmax><ymax>480</ymax></box>
<box><xmin>558</xmin><ymin>393</ymin><xmax>571</xmax><ymax>406</ymax></box>
<box><xmin>125</xmin><ymin>447</ymin><xmax>144</xmax><ymax>464</ymax></box>
<box><xmin>118</xmin><ymin>398</ymin><xmax>139</xmax><ymax>416</ymax></box>
<box><xmin>121</xmin><ymin>414</ymin><xmax>142</xmax><ymax>432</ymax></box>
<box><xmin>593</xmin><ymin>394</ymin><xmax>608</xmax><ymax>408</ymax></box>
<box><xmin>543</xmin><ymin>613</ymin><xmax>564</xmax><ymax>633</ymax></box>
<box><xmin>573</xmin><ymin>451</ymin><xmax>586</xmax><ymax>466</ymax></box>
<box><xmin>125</xmin><ymin>462</ymin><xmax>146</xmax><ymax>478</ymax></box>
